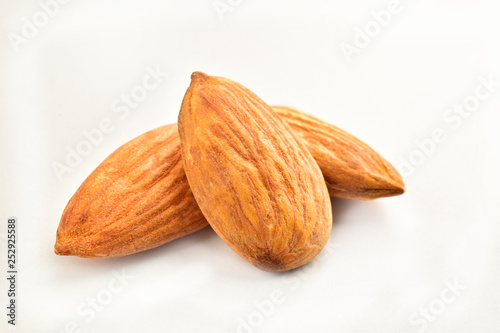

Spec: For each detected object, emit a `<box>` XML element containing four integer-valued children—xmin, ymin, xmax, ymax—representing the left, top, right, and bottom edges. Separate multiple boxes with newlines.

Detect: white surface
<box><xmin>1</xmin><ymin>1</ymin><xmax>500</xmax><ymax>332</ymax></box>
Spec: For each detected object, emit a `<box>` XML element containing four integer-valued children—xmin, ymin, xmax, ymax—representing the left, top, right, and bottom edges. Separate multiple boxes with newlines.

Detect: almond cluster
<box><xmin>54</xmin><ymin>72</ymin><xmax>405</xmax><ymax>272</ymax></box>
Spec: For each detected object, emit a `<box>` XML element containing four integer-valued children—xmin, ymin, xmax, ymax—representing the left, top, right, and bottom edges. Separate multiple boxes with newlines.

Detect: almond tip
<box><xmin>383</xmin><ymin>183</ymin><xmax>406</xmax><ymax>197</ymax></box>
<box><xmin>191</xmin><ymin>71</ymin><xmax>209</xmax><ymax>83</ymax></box>
<box><xmin>54</xmin><ymin>241</ymin><xmax>70</xmax><ymax>256</ymax></box>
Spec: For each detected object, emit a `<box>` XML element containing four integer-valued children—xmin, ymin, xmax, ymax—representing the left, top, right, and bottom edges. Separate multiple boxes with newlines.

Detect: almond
<box><xmin>54</xmin><ymin>124</ymin><xmax>207</xmax><ymax>258</ymax></box>
<box><xmin>273</xmin><ymin>106</ymin><xmax>405</xmax><ymax>200</ymax></box>
<box><xmin>178</xmin><ymin>72</ymin><xmax>332</xmax><ymax>272</ymax></box>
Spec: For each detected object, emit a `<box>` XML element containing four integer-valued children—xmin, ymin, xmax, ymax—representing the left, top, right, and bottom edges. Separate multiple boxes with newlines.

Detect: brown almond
<box><xmin>178</xmin><ymin>72</ymin><xmax>332</xmax><ymax>272</ymax></box>
<box><xmin>273</xmin><ymin>106</ymin><xmax>405</xmax><ymax>200</ymax></box>
<box><xmin>54</xmin><ymin>124</ymin><xmax>207</xmax><ymax>258</ymax></box>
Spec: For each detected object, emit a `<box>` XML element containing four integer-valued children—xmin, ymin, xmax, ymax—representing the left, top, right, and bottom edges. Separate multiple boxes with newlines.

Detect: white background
<box><xmin>1</xmin><ymin>1</ymin><xmax>500</xmax><ymax>332</ymax></box>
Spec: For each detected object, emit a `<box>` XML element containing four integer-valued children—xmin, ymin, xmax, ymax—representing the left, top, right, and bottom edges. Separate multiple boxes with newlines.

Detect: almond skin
<box><xmin>54</xmin><ymin>124</ymin><xmax>207</xmax><ymax>258</ymax></box>
<box><xmin>178</xmin><ymin>72</ymin><xmax>332</xmax><ymax>272</ymax></box>
<box><xmin>273</xmin><ymin>106</ymin><xmax>405</xmax><ymax>200</ymax></box>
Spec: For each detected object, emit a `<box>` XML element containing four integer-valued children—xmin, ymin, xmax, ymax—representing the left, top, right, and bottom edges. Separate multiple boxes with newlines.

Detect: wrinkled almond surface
<box><xmin>178</xmin><ymin>72</ymin><xmax>332</xmax><ymax>272</ymax></box>
<box><xmin>54</xmin><ymin>124</ymin><xmax>207</xmax><ymax>258</ymax></box>
<box><xmin>273</xmin><ymin>106</ymin><xmax>405</xmax><ymax>200</ymax></box>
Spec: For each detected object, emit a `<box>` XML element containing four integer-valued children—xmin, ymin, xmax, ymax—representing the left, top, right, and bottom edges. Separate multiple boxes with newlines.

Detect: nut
<box><xmin>178</xmin><ymin>72</ymin><xmax>332</xmax><ymax>272</ymax></box>
<box><xmin>273</xmin><ymin>106</ymin><xmax>405</xmax><ymax>200</ymax></box>
<box><xmin>54</xmin><ymin>124</ymin><xmax>207</xmax><ymax>258</ymax></box>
